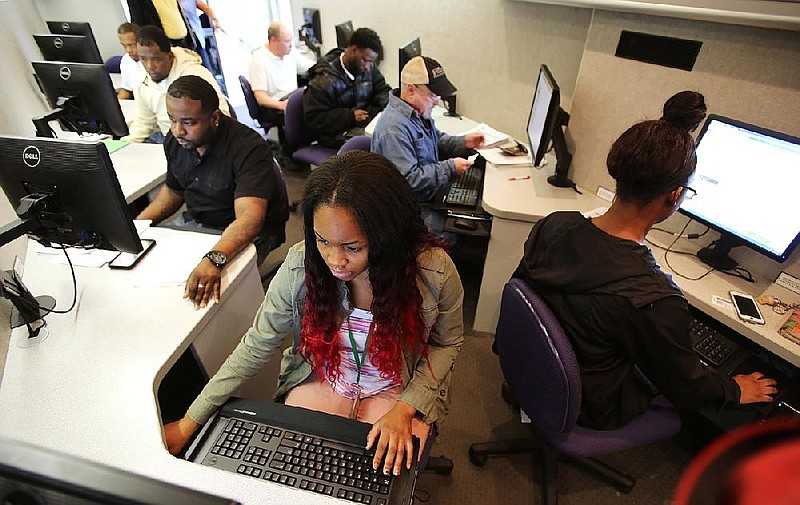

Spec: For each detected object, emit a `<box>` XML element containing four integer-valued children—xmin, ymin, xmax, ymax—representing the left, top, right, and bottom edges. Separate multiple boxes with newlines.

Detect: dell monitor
<box><xmin>0</xmin><ymin>135</ymin><xmax>151</xmax><ymax>341</ymax></box>
<box><xmin>679</xmin><ymin>115</ymin><xmax>800</xmax><ymax>270</ymax></box>
<box><xmin>526</xmin><ymin>64</ymin><xmax>573</xmax><ymax>188</ymax></box>
<box><xmin>398</xmin><ymin>37</ymin><xmax>422</xmax><ymax>88</ymax></box>
<box><xmin>0</xmin><ymin>435</ymin><xmax>239</xmax><ymax>504</ymax></box>
<box><xmin>33</xmin><ymin>34</ymin><xmax>102</xmax><ymax>64</ymax></box>
<box><xmin>335</xmin><ymin>20</ymin><xmax>354</xmax><ymax>49</ymax></box>
<box><xmin>46</xmin><ymin>19</ymin><xmax>103</xmax><ymax>62</ymax></box>
<box><xmin>32</xmin><ymin>61</ymin><xmax>128</xmax><ymax>138</ymax></box>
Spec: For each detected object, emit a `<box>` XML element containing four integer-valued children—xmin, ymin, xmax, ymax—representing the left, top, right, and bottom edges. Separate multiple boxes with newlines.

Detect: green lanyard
<box><xmin>346</xmin><ymin>317</ymin><xmax>369</xmax><ymax>385</ymax></box>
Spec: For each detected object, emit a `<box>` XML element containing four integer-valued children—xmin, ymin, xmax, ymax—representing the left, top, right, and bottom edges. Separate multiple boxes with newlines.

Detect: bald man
<box><xmin>248</xmin><ymin>21</ymin><xmax>314</xmax><ymax>130</ymax></box>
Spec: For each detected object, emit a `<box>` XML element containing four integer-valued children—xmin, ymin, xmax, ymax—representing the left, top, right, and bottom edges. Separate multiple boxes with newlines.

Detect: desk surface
<box><xmin>110</xmin><ymin>141</ymin><xmax>166</xmax><ymax>203</ymax></box>
<box><xmin>651</xmin><ymin>236</ymin><xmax>800</xmax><ymax>368</ymax></box>
<box><xmin>0</xmin><ymin>227</ymin><xmax>332</xmax><ymax>504</ymax></box>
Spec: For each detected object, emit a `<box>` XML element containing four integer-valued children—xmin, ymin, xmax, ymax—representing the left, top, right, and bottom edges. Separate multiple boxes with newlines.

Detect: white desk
<box><xmin>110</xmin><ymin>142</ymin><xmax>166</xmax><ymax>203</ymax></box>
<box><xmin>648</xmin><ymin>237</ymin><xmax>800</xmax><ymax>368</ymax></box>
<box><xmin>0</xmin><ymin>227</ymin><xmax>326</xmax><ymax>504</ymax></box>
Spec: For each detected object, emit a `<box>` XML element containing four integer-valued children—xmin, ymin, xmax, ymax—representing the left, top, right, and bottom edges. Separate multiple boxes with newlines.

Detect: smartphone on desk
<box><xmin>730</xmin><ymin>291</ymin><xmax>766</xmax><ymax>325</ymax></box>
<box><xmin>108</xmin><ymin>239</ymin><xmax>155</xmax><ymax>269</ymax></box>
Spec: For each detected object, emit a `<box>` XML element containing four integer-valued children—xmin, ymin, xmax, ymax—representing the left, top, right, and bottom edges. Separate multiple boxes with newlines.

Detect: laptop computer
<box><xmin>185</xmin><ymin>398</ymin><xmax>418</xmax><ymax>505</ymax></box>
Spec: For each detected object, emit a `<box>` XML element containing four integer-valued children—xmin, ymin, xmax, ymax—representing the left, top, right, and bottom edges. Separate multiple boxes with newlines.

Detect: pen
<box><xmin>508</xmin><ymin>175</ymin><xmax>531</xmax><ymax>181</ymax></box>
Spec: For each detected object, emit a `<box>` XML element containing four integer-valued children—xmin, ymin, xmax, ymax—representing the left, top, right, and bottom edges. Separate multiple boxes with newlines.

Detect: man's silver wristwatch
<box><xmin>204</xmin><ymin>250</ymin><xmax>228</xmax><ymax>269</ymax></box>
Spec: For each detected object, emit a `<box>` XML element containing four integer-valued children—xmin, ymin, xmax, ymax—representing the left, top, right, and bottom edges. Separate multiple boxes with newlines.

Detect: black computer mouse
<box><xmin>453</xmin><ymin>218</ymin><xmax>478</xmax><ymax>231</ymax></box>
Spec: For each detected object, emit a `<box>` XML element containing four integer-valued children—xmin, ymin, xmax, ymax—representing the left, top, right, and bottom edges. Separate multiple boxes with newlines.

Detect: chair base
<box><xmin>424</xmin><ymin>455</ymin><xmax>453</xmax><ymax>476</ymax></box>
<box><xmin>468</xmin><ymin>437</ymin><xmax>635</xmax><ymax>504</ymax></box>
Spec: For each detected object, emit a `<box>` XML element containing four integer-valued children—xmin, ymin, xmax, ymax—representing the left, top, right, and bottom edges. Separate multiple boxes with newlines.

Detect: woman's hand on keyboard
<box><xmin>164</xmin><ymin>415</ymin><xmax>201</xmax><ymax>456</ymax></box>
<box><xmin>366</xmin><ymin>401</ymin><xmax>417</xmax><ymax>476</ymax></box>
<box><xmin>734</xmin><ymin>372</ymin><xmax>778</xmax><ymax>404</ymax></box>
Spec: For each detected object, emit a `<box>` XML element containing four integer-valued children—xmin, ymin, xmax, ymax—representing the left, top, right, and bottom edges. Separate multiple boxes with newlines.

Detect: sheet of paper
<box><xmin>128</xmin><ymin>229</ymin><xmax>219</xmax><ymax>287</ymax></box>
<box><xmin>477</xmin><ymin>147</ymin><xmax>533</xmax><ymax>166</ymax></box>
<box><xmin>461</xmin><ymin>123</ymin><xmax>509</xmax><ymax>148</ymax></box>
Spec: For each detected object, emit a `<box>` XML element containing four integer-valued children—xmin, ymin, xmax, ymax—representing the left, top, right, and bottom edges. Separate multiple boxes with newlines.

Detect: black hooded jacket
<box><xmin>513</xmin><ymin>211</ymin><xmax>740</xmax><ymax>429</ymax></box>
<box><xmin>302</xmin><ymin>48</ymin><xmax>391</xmax><ymax>148</ymax></box>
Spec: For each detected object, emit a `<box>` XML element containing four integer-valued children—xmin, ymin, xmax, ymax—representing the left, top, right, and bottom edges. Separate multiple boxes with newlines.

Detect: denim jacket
<box><xmin>187</xmin><ymin>241</ymin><xmax>465</xmax><ymax>426</ymax></box>
<box><xmin>371</xmin><ymin>91</ymin><xmax>467</xmax><ymax>203</ymax></box>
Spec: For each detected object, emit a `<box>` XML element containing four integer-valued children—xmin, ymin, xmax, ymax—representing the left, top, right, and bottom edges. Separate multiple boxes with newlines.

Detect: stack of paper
<box><xmin>478</xmin><ymin>147</ymin><xmax>533</xmax><ymax>166</ymax></box>
<box><xmin>461</xmin><ymin>123</ymin><xmax>509</xmax><ymax>149</ymax></box>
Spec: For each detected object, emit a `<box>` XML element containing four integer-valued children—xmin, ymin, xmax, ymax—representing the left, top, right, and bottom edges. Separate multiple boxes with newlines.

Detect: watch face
<box><xmin>207</xmin><ymin>251</ymin><xmax>227</xmax><ymax>266</ymax></box>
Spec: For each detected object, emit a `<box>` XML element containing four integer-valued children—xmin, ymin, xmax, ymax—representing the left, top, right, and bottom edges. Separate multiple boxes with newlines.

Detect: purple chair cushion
<box><xmin>337</xmin><ymin>135</ymin><xmax>371</xmax><ymax>154</ymax></box>
<box><xmin>292</xmin><ymin>145</ymin><xmax>337</xmax><ymax>166</ymax></box>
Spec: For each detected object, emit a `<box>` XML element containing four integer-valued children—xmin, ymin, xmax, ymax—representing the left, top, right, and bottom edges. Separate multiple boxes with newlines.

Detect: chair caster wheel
<box><xmin>468</xmin><ymin>446</ymin><xmax>488</xmax><ymax>467</ymax></box>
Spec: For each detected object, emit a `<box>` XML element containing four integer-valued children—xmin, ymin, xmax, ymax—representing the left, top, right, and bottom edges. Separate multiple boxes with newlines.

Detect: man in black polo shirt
<box><xmin>137</xmin><ymin>75</ymin><xmax>289</xmax><ymax>309</ymax></box>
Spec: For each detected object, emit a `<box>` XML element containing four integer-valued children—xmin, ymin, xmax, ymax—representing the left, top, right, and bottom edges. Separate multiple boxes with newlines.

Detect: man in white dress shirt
<box><xmin>248</xmin><ymin>21</ymin><xmax>314</xmax><ymax>141</ymax></box>
<box><xmin>116</xmin><ymin>23</ymin><xmax>146</xmax><ymax>100</ymax></box>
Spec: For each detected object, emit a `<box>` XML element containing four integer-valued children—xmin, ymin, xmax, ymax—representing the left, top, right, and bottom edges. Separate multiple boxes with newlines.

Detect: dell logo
<box><xmin>59</xmin><ymin>66</ymin><xmax>71</xmax><ymax>81</ymax></box>
<box><xmin>23</xmin><ymin>146</ymin><xmax>41</xmax><ymax>168</ymax></box>
<box><xmin>53</xmin><ymin>37</ymin><xmax>63</xmax><ymax>49</ymax></box>
<box><xmin>61</xmin><ymin>22</ymin><xmax>70</xmax><ymax>32</ymax></box>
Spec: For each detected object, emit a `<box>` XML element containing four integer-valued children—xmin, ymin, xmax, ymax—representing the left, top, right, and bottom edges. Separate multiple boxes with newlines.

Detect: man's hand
<box><xmin>164</xmin><ymin>415</ymin><xmax>201</xmax><ymax>456</ymax></box>
<box><xmin>734</xmin><ymin>372</ymin><xmax>778</xmax><ymax>404</ymax></box>
<box><xmin>183</xmin><ymin>258</ymin><xmax>221</xmax><ymax>309</ymax></box>
<box><xmin>276</xmin><ymin>100</ymin><xmax>288</xmax><ymax>111</ymax></box>
<box><xmin>366</xmin><ymin>401</ymin><xmax>417</xmax><ymax>476</ymax></box>
<box><xmin>464</xmin><ymin>132</ymin><xmax>485</xmax><ymax>149</ymax></box>
<box><xmin>354</xmin><ymin>108</ymin><xmax>370</xmax><ymax>122</ymax></box>
<box><xmin>452</xmin><ymin>157</ymin><xmax>473</xmax><ymax>175</ymax></box>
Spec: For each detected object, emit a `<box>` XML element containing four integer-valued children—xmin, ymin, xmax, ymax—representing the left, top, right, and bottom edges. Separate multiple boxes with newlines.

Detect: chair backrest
<box><xmin>283</xmin><ymin>87</ymin><xmax>315</xmax><ymax>148</ymax></box>
<box><xmin>270</xmin><ymin>154</ymin><xmax>291</xmax><ymax>236</ymax></box>
<box><xmin>495</xmin><ymin>279</ymin><xmax>582</xmax><ymax>434</ymax></box>
<box><xmin>105</xmin><ymin>55</ymin><xmax>122</xmax><ymax>74</ymax></box>
<box><xmin>238</xmin><ymin>75</ymin><xmax>261</xmax><ymax>122</ymax></box>
<box><xmin>337</xmin><ymin>135</ymin><xmax>371</xmax><ymax>154</ymax></box>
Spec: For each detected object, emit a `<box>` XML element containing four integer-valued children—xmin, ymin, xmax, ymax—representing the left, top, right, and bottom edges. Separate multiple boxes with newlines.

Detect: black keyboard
<box><xmin>187</xmin><ymin>399</ymin><xmax>417</xmax><ymax>505</ymax></box>
<box><xmin>690</xmin><ymin>318</ymin><xmax>737</xmax><ymax>367</ymax></box>
<box><xmin>444</xmin><ymin>163</ymin><xmax>483</xmax><ymax>207</ymax></box>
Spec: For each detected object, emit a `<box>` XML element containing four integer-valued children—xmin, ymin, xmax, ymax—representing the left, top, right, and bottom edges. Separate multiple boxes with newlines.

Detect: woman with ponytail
<box><xmin>165</xmin><ymin>151</ymin><xmax>464</xmax><ymax>476</ymax></box>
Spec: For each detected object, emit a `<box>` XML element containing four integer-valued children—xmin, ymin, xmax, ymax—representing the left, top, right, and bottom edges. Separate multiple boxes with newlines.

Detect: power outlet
<box><xmin>776</xmin><ymin>271</ymin><xmax>800</xmax><ymax>296</ymax></box>
<box><xmin>596</xmin><ymin>186</ymin><xmax>615</xmax><ymax>202</ymax></box>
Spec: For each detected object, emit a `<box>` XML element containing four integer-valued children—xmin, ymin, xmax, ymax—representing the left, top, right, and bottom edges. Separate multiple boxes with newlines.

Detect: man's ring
<box><xmin>197</xmin><ymin>283</ymin><xmax>205</xmax><ymax>289</ymax></box>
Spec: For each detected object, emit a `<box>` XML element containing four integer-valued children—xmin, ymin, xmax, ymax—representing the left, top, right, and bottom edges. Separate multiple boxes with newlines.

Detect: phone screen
<box><xmin>732</xmin><ymin>294</ymin><xmax>761</xmax><ymax>319</ymax></box>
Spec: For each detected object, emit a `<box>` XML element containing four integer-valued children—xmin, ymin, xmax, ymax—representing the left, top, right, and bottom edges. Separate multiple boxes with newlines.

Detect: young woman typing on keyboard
<box><xmin>164</xmin><ymin>151</ymin><xmax>464</xmax><ymax>477</ymax></box>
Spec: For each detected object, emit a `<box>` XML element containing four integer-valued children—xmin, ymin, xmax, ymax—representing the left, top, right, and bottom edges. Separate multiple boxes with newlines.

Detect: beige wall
<box><xmin>291</xmin><ymin>0</ymin><xmax>592</xmax><ymax>142</ymax></box>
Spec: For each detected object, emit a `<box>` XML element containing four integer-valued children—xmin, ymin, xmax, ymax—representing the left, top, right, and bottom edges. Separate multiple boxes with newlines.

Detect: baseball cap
<box><xmin>400</xmin><ymin>56</ymin><xmax>457</xmax><ymax>97</ymax></box>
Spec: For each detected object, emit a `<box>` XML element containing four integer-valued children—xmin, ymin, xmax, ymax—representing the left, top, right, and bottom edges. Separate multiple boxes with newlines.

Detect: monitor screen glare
<box><xmin>680</xmin><ymin>116</ymin><xmax>800</xmax><ymax>260</ymax></box>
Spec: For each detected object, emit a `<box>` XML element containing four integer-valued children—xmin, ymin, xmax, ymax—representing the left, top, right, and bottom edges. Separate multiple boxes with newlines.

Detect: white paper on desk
<box><xmin>461</xmin><ymin>123</ymin><xmax>509</xmax><ymax>148</ymax></box>
<box><xmin>127</xmin><ymin>229</ymin><xmax>219</xmax><ymax>287</ymax></box>
<box><xmin>478</xmin><ymin>147</ymin><xmax>533</xmax><ymax>166</ymax></box>
<box><xmin>35</xmin><ymin>243</ymin><xmax>119</xmax><ymax>268</ymax></box>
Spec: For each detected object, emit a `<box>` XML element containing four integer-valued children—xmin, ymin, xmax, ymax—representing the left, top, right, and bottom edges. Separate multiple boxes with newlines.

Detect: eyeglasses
<box><xmin>684</xmin><ymin>186</ymin><xmax>697</xmax><ymax>200</ymax></box>
<box><xmin>414</xmin><ymin>85</ymin><xmax>440</xmax><ymax>101</ymax></box>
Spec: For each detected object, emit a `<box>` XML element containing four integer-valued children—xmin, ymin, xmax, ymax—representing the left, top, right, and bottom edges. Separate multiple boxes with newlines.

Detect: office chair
<box><xmin>283</xmin><ymin>87</ymin><xmax>337</xmax><ymax>168</ymax></box>
<box><xmin>258</xmin><ymin>154</ymin><xmax>292</xmax><ymax>282</ymax></box>
<box><xmin>337</xmin><ymin>135</ymin><xmax>371</xmax><ymax>154</ymax></box>
<box><xmin>468</xmin><ymin>279</ymin><xmax>681</xmax><ymax>505</ymax></box>
<box><xmin>105</xmin><ymin>55</ymin><xmax>122</xmax><ymax>74</ymax></box>
<box><xmin>238</xmin><ymin>75</ymin><xmax>275</xmax><ymax>137</ymax></box>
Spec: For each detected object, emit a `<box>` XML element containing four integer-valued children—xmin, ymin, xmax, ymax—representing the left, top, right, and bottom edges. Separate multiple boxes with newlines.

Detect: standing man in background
<box><xmin>303</xmin><ymin>27</ymin><xmax>391</xmax><ymax>149</ymax></box>
<box><xmin>248</xmin><ymin>21</ymin><xmax>314</xmax><ymax>138</ymax></box>
<box><xmin>116</xmin><ymin>23</ymin><xmax>146</xmax><ymax>100</ymax></box>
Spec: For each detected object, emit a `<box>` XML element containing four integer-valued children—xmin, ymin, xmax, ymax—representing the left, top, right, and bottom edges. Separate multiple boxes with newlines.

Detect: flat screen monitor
<box><xmin>0</xmin><ymin>435</ymin><xmax>238</xmax><ymax>504</ymax></box>
<box><xmin>398</xmin><ymin>37</ymin><xmax>421</xmax><ymax>88</ymax></box>
<box><xmin>679</xmin><ymin>115</ymin><xmax>800</xmax><ymax>269</ymax></box>
<box><xmin>526</xmin><ymin>64</ymin><xmax>573</xmax><ymax>188</ymax></box>
<box><xmin>0</xmin><ymin>135</ymin><xmax>143</xmax><ymax>254</ymax></box>
<box><xmin>46</xmin><ymin>20</ymin><xmax>103</xmax><ymax>63</ymax></box>
<box><xmin>33</xmin><ymin>34</ymin><xmax>102</xmax><ymax>64</ymax></box>
<box><xmin>335</xmin><ymin>20</ymin><xmax>354</xmax><ymax>48</ymax></box>
<box><xmin>32</xmin><ymin>61</ymin><xmax>129</xmax><ymax>138</ymax></box>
